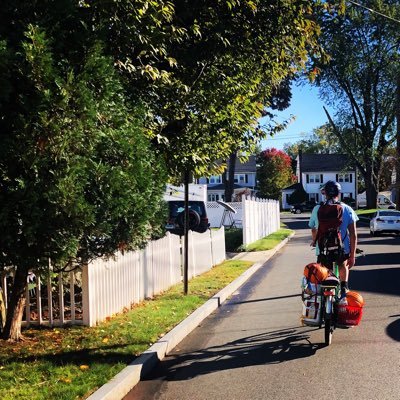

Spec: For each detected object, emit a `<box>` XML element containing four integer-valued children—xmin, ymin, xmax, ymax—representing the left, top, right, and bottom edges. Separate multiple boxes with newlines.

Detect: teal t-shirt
<box><xmin>308</xmin><ymin>202</ymin><xmax>359</xmax><ymax>255</ymax></box>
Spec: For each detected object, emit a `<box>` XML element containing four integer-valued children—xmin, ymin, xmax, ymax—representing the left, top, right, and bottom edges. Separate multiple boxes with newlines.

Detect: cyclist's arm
<box><xmin>311</xmin><ymin>227</ymin><xmax>317</xmax><ymax>246</ymax></box>
<box><xmin>309</xmin><ymin>205</ymin><xmax>319</xmax><ymax>247</ymax></box>
<box><xmin>348</xmin><ymin>222</ymin><xmax>357</xmax><ymax>268</ymax></box>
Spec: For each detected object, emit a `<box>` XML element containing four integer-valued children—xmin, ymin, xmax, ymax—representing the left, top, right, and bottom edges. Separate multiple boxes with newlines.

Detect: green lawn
<box><xmin>225</xmin><ymin>226</ymin><xmax>294</xmax><ymax>253</ymax></box>
<box><xmin>0</xmin><ymin>259</ymin><xmax>253</xmax><ymax>400</ymax></box>
<box><xmin>356</xmin><ymin>208</ymin><xmax>377</xmax><ymax>220</ymax></box>
<box><xmin>245</xmin><ymin>228</ymin><xmax>293</xmax><ymax>251</ymax></box>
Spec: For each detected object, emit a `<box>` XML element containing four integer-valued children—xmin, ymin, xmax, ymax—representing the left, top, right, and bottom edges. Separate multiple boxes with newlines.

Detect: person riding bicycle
<box><xmin>309</xmin><ymin>180</ymin><xmax>359</xmax><ymax>299</ymax></box>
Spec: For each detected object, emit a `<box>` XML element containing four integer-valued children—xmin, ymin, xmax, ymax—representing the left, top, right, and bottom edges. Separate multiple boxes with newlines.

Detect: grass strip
<box><xmin>245</xmin><ymin>228</ymin><xmax>293</xmax><ymax>252</ymax></box>
<box><xmin>0</xmin><ymin>259</ymin><xmax>253</xmax><ymax>400</ymax></box>
<box><xmin>356</xmin><ymin>208</ymin><xmax>377</xmax><ymax>220</ymax></box>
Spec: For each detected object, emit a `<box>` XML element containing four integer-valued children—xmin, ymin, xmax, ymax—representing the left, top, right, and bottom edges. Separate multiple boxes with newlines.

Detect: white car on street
<box><xmin>370</xmin><ymin>210</ymin><xmax>400</xmax><ymax>236</ymax></box>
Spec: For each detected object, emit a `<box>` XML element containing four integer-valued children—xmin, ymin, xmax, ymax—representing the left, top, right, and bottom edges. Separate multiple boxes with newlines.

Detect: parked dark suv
<box><xmin>165</xmin><ymin>201</ymin><xmax>210</xmax><ymax>235</ymax></box>
<box><xmin>290</xmin><ymin>201</ymin><xmax>317</xmax><ymax>214</ymax></box>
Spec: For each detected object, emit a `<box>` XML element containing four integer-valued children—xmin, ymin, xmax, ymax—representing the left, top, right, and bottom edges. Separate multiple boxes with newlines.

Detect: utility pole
<box><xmin>396</xmin><ymin>76</ymin><xmax>400</xmax><ymax>210</ymax></box>
<box><xmin>183</xmin><ymin>170</ymin><xmax>189</xmax><ymax>295</ymax></box>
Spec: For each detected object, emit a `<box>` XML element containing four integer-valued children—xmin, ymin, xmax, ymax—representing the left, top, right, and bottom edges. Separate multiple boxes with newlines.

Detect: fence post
<box><xmin>167</xmin><ymin>232</ymin><xmax>174</xmax><ymax>286</ymax></box>
<box><xmin>242</xmin><ymin>194</ymin><xmax>247</xmax><ymax>246</ymax></box>
<box><xmin>36</xmin><ymin>276</ymin><xmax>42</xmax><ymax>324</ymax></box>
<box><xmin>70</xmin><ymin>271</ymin><xmax>75</xmax><ymax>323</ymax></box>
<box><xmin>25</xmin><ymin>285</ymin><xmax>30</xmax><ymax>327</ymax></box>
<box><xmin>58</xmin><ymin>273</ymin><xmax>65</xmax><ymax>325</ymax></box>
<box><xmin>277</xmin><ymin>200</ymin><xmax>280</xmax><ymax>230</ymax></box>
<box><xmin>190</xmin><ymin>230</ymin><xmax>196</xmax><ymax>279</ymax></box>
<box><xmin>82</xmin><ymin>263</ymin><xmax>93</xmax><ymax>326</ymax></box>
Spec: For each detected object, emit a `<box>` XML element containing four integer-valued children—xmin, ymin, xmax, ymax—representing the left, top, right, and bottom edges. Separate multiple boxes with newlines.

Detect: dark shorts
<box><xmin>318</xmin><ymin>253</ymin><xmax>349</xmax><ymax>269</ymax></box>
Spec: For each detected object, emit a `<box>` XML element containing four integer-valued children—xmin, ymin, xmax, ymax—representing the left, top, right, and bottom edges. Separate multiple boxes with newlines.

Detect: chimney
<box><xmin>297</xmin><ymin>150</ymin><xmax>303</xmax><ymax>184</ymax></box>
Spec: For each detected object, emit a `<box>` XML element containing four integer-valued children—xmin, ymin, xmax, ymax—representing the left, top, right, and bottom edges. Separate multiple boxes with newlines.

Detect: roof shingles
<box><xmin>300</xmin><ymin>154</ymin><xmax>354</xmax><ymax>172</ymax></box>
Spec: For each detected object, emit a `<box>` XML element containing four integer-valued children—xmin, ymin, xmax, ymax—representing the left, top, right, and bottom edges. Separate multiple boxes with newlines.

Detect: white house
<box><xmin>282</xmin><ymin>153</ymin><xmax>357</xmax><ymax>209</ymax></box>
<box><xmin>197</xmin><ymin>155</ymin><xmax>257</xmax><ymax>202</ymax></box>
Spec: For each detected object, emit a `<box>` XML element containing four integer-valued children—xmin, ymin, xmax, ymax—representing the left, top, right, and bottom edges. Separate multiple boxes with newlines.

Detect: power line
<box><xmin>348</xmin><ymin>0</ymin><xmax>400</xmax><ymax>24</ymax></box>
<box><xmin>263</xmin><ymin>134</ymin><xmax>313</xmax><ymax>141</ymax></box>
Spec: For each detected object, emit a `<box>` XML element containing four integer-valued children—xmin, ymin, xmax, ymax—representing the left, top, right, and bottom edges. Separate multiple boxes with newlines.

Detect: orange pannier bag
<box><xmin>303</xmin><ymin>263</ymin><xmax>330</xmax><ymax>284</ymax></box>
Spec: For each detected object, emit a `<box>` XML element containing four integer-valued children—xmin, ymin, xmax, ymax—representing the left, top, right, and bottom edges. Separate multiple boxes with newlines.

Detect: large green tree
<box><xmin>0</xmin><ymin>9</ymin><xmax>166</xmax><ymax>340</ymax></box>
<box><xmin>0</xmin><ymin>0</ymin><xmax>325</xmax><ymax>339</ymax></box>
<box><xmin>311</xmin><ymin>1</ymin><xmax>400</xmax><ymax>208</ymax></box>
<box><xmin>284</xmin><ymin>123</ymin><xmax>343</xmax><ymax>160</ymax></box>
<box><xmin>95</xmin><ymin>0</ymin><xmax>324</xmax><ymax>178</ymax></box>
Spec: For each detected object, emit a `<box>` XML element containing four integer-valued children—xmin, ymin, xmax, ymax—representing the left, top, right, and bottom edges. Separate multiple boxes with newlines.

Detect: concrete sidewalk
<box><xmin>87</xmin><ymin>232</ymin><xmax>295</xmax><ymax>400</ymax></box>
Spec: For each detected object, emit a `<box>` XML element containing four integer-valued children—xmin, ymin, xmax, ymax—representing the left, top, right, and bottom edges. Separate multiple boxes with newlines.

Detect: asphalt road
<box><xmin>125</xmin><ymin>214</ymin><xmax>400</xmax><ymax>400</ymax></box>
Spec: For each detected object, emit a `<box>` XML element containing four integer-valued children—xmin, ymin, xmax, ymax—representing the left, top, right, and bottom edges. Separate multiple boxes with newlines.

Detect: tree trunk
<box><xmin>364</xmin><ymin>168</ymin><xmax>378</xmax><ymax>209</ymax></box>
<box><xmin>224</xmin><ymin>151</ymin><xmax>237</xmax><ymax>202</ymax></box>
<box><xmin>1</xmin><ymin>267</ymin><xmax>29</xmax><ymax>341</ymax></box>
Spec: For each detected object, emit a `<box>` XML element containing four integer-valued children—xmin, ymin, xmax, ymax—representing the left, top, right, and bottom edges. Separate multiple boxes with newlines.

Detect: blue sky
<box><xmin>259</xmin><ymin>83</ymin><xmax>330</xmax><ymax>151</ymax></box>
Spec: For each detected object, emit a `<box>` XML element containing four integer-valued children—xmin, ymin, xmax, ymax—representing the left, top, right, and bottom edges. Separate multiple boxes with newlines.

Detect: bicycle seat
<box><xmin>321</xmin><ymin>276</ymin><xmax>340</xmax><ymax>288</ymax></box>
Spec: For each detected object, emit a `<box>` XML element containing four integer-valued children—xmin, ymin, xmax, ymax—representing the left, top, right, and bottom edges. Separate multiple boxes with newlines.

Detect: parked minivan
<box><xmin>357</xmin><ymin>191</ymin><xmax>396</xmax><ymax>209</ymax></box>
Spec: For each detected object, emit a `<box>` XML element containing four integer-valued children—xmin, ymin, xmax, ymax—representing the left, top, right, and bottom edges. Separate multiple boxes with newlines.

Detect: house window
<box><xmin>341</xmin><ymin>192</ymin><xmax>352</xmax><ymax>200</ymax></box>
<box><xmin>337</xmin><ymin>173</ymin><xmax>352</xmax><ymax>183</ymax></box>
<box><xmin>208</xmin><ymin>194</ymin><xmax>219</xmax><ymax>201</ymax></box>
<box><xmin>307</xmin><ymin>174</ymin><xmax>322</xmax><ymax>183</ymax></box>
<box><xmin>309</xmin><ymin>193</ymin><xmax>319</xmax><ymax>202</ymax></box>
<box><xmin>209</xmin><ymin>175</ymin><xmax>222</xmax><ymax>184</ymax></box>
<box><xmin>234</xmin><ymin>174</ymin><xmax>247</xmax><ymax>184</ymax></box>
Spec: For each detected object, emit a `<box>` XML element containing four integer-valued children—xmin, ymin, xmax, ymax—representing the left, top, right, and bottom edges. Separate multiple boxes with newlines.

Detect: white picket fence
<box><xmin>242</xmin><ymin>197</ymin><xmax>280</xmax><ymax>246</ymax></box>
<box><xmin>0</xmin><ymin>228</ymin><xmax>226</xmax><ymax>328</ymax></box>
<box><xmin>207</xmin><ymin>197</ymin><xmax>280</xmax><ymax>246</ymax></box>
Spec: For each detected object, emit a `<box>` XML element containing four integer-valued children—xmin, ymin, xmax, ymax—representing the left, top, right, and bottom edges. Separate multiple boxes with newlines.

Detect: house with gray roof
<box><xmin>197</xmin><ymin>155</ymin><xmax>257</xmax><ymax>202</ymax></box>
<box><xmin>281</xmin><ymin>153</ymin><xmax>357</xmax><ymax>210</ymax></box>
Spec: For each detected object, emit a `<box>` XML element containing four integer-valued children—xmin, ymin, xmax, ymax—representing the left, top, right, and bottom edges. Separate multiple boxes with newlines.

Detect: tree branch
<box><xmin>323</xmin><ymin>106</ymin><xmax>366</xmax><ymax>177</ymax></box>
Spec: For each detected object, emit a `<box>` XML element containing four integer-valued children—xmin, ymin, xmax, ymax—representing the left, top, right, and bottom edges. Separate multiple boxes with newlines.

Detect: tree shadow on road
<box><xmin>358</xmin><ymin>235</ymin><xmax>400</xmax><ymax>246</ymax></box>
<box><xmin>350</xmin><ymin>265</ymin><xmax>400</xmax><ymax>297</ymax></box>
<box><xmin>282</xmin><ymin>219</ymin><xmax>310</xmax><ymax>231</ymax></box>
<box><xmin>386</xmin><ymin>316</ymin><xmax>400</xmax><ymax>342</ymax></box>
<box><xmin>142</xmin><ymin>327</ymin><xmax>320</xmax><ymax>382</ymax></box>
<box><xmin>350</xmin><ymin>267</ymin><xmax>400</xmax><ymax>342</ymax></box>
<box><xmin>356</xmin><ymin>250</ymin><xmax>400</xmax><ymax>267</ymax></box>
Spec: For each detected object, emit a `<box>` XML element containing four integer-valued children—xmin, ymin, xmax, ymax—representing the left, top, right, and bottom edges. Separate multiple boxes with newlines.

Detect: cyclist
<box><xmin>309</xmin><ymin>181</ymin><xmax>359</xmax><ymax>299</ymax></box>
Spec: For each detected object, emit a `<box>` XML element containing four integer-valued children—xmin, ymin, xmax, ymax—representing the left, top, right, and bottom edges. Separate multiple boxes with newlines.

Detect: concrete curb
<box><xmin>87</xmin><ymin>232</ymin><xmax>295</xmax><ymax>400</ymax></box>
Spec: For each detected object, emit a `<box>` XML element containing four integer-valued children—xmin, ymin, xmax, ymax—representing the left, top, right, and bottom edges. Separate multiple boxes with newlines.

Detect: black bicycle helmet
<box><xmin>323</xmin><ymin>180</ymin><xmax>341</xmax><ymax>198</ymax></box>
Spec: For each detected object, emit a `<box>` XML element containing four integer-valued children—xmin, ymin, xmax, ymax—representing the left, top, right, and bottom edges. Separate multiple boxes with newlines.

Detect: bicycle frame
<box><xmin>320</xmin><ymin>261</ymin><xmax>340</xmax><ymax>345</ymax></box>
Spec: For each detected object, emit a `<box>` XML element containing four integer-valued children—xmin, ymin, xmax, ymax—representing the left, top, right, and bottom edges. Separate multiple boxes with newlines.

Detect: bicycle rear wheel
<box><xmin>324</xmin><ymin>318</ymin><xmax>333</xmax><ymax>345</ymax></box>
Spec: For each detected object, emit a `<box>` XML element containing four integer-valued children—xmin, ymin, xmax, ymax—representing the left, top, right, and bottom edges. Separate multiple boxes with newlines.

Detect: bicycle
<box><xmin>302</xmin><ymin>248</ymin><xmax>364</xmax><ymax>346</ymax></box>
<box><xmin>319</xmin><ymin>248</ymin><xmax>364</xmax><ymax>345</ymax></box>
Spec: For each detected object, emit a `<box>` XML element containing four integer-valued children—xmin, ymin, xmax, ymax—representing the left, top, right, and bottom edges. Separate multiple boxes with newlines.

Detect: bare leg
<box><xmin>338</xmin><ymin>261</ymin><xmax>349</xmax><ymax>282</ymax></box>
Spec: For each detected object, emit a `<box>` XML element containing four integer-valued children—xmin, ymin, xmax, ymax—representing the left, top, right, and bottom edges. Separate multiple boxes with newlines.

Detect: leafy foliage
<box><xmin>95</xmin><ymin>0</ymin><xmax>324</xmax><ymax>177</ymax></box>
<box><xmin>310</xmin><ymin>0</ymin><xmax>400</xmax><ymax>207</ymax></box>
<box><xmin>288</xmin><ymin>186</ymin><xmax>308</xmax><ymax>205</ymax></box>
<box><xmin>0</xmin><ymin>4</ymin><xmax>167</xmax><ymax>339</ymax></box>
<box><xmin>257</xmin><ymin>148</ymin><xmax>295</xmax><ymax>200</ymax></box>
<box><xmin>283</xmin><ymin>123</ymin><xmax>342</xmax><ymax>159</ymax></box>
<box><xmin>0</xmin><ymin>37</ymin><xmax>166</xmax><ymax>273</ymax></box>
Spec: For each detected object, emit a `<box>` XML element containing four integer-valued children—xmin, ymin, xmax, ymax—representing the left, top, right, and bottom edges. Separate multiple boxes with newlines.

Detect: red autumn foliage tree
<box><xmin>257</xmin><ymin>148</ymin><xmax>295</xmax><ymax>200</ymax></box>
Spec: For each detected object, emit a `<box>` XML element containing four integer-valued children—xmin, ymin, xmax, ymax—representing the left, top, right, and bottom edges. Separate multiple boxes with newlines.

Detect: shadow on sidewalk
<box><xmin>142</xmin><ymin>327</ymin><xmax>320</xmax><ymax>382</ymax></box>
<box><xmin>228</xmin><ymin>293</ymin><xmax>301</xmax><ymax>305</ymax></box>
